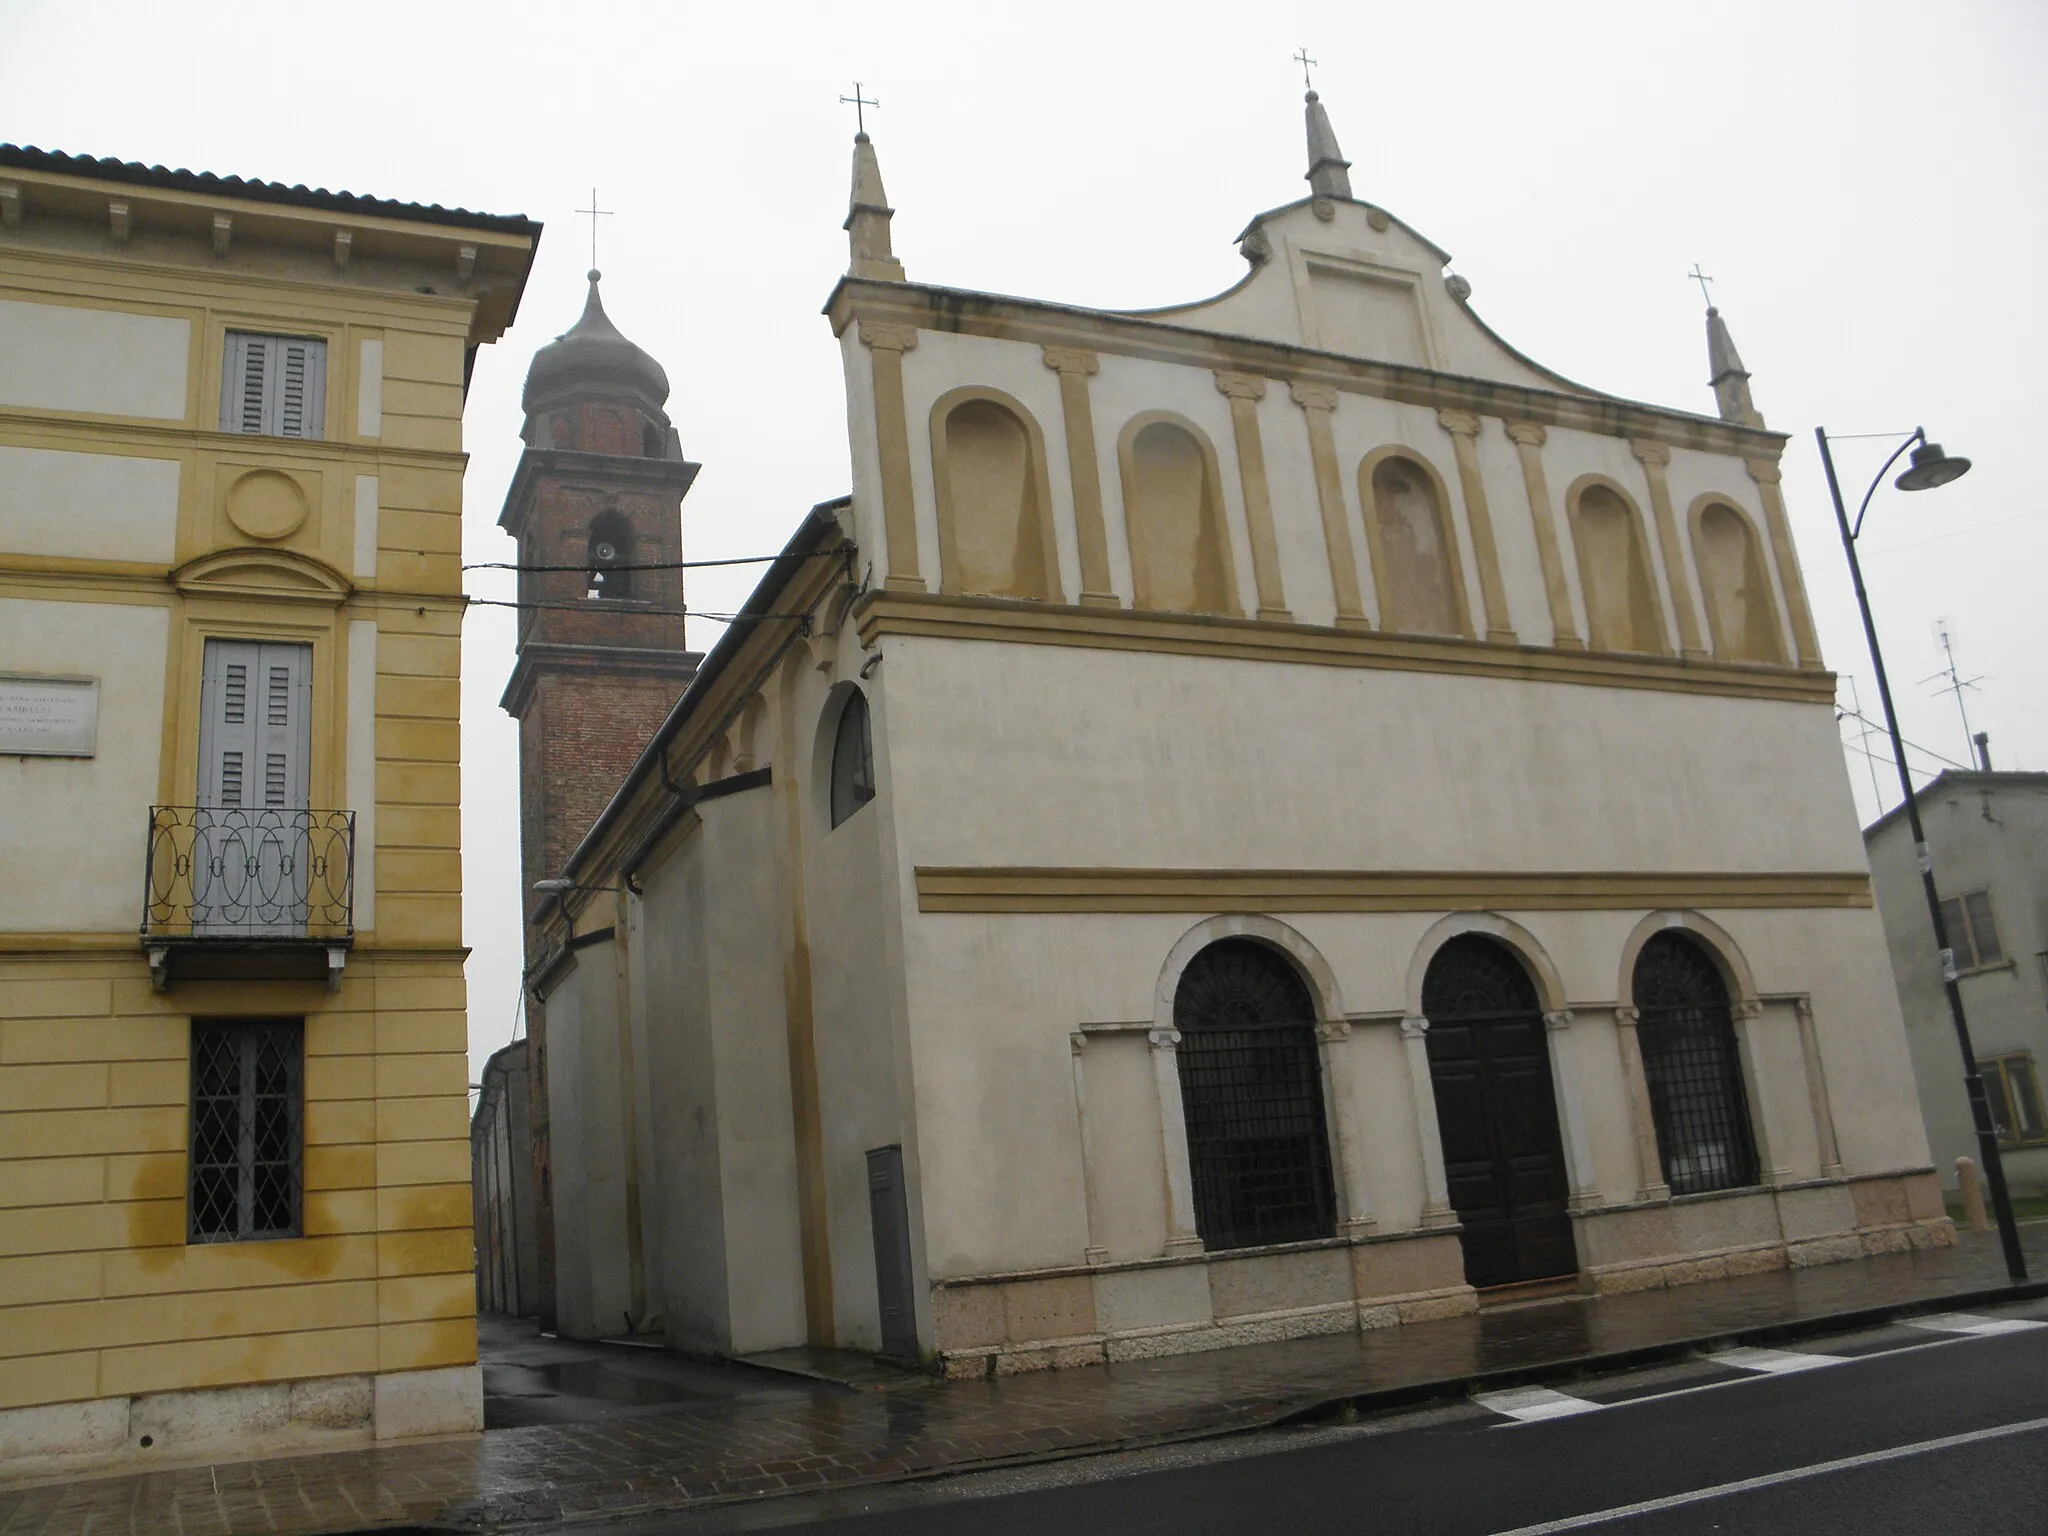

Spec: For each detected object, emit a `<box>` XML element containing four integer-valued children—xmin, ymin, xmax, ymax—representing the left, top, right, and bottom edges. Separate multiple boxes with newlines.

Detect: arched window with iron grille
<box><xmin>1632</xmin><ymin>932</ymin><xmax>1759</xmax><ymax>1196</ymax></box>
<box><xmin>1172</xmin><ymin>939</ymin><xmax>1335</xmax><ymax>1251</ymax></box>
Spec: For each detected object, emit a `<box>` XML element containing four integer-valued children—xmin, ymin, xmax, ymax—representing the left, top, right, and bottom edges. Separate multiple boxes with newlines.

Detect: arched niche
<box><xmin>1116</xmin><ymin>412</ymin><xmax>1240</xmax><ymax>617</ymax></box>
<box><xmin>929</xmin><ymin>387</ymin><xmax>1064</xmax><ymax>602</ymax></box>
<box><xmin>1566</xmin><ymin>475</ymin><xmax>1667</xmax><ymax>655</ymax></box>
<box><xmin>1358</xmin><ymin>447</ymin><xmax>1472</xmax><ymax>638</ymax></box>
<box><xmin>1689</xmin><ymin>495</ymin><xmax>1787</xmax><ymax>665</ymax></box>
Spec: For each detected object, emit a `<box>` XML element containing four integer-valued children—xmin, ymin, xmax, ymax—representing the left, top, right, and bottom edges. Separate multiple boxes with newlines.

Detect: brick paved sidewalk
<box><xmin>6</xmin><ymin>1226</ymin><xmax>2044</xmax><ymax>1536</ymax></box>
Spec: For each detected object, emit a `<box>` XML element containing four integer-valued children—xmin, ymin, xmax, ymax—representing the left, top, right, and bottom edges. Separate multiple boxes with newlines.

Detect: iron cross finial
<box><xmin>1293</xmin><ymin>48</ymin><xmax>1318</xmax><ymax>91</ymax></box>
<box><xmin>1689</xmin><ymin>263</ymin><xmax>1715</xmax><ymax>307</ymax></box>
<box><xmin>840</xmin><ymin>81</ymin><xmax>880</xmax><ymax>136</ymax></box>
<box><xmin>575</xmin><ymin>188</ymin><xmax>614</xmax><ymax>273</ymax></box>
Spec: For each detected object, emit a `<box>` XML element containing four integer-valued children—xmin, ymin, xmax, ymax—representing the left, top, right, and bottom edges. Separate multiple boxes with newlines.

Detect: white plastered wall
<box><xmin>0</xmin><ymin>446</ymin><xmax>182</xmax><ymax>564</ymax></box>
<box><xmin>0</xmin><ymin>298</ymin><xmax>191</xmax><ymax>420</ymax></box>
<box><xmin>872</xmin><ymin>634</ymin><xmax>1924</xmax><ymax>1279</ymax></box>
<box><xmin>0</xmin><ymin>598</ymin><xmax>169</xmax><ymax>931</ymax></box>
<box><xmin>543</xmin><ymin>944</ymin><xmax>635</xmax><ymax>1340</ymax></box>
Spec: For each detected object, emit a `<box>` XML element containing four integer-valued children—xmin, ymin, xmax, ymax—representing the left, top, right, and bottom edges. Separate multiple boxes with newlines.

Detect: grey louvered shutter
<box><xmin>199</xmin><ymin>640</ymin><xmax>310</xmax><ymax>811</ymax></box>
<box><xmin>275</xmin><ymin>337</ymin><xmax>326</xmax><ymax>439</ymax></box>
<box><xmin>220</xmin><ymin>332</ymin><xmax>326</xmax><ymax>438</ymax></box>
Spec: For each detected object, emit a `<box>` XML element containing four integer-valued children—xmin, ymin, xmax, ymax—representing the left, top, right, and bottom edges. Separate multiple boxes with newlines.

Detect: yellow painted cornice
<box><xmin>854</xmin><ymin>589</ymin><xmax>1836</xmax><ymax>706</ymax></box>
<box><xmin>0</xmin><ymin>411</ymin><xmax>466</xmax><ymax>471</ymax></box>
<box><xmin>913</xmin><ymin>867</ymin><xmax>1875</xmax><ymax>914</ymax></box>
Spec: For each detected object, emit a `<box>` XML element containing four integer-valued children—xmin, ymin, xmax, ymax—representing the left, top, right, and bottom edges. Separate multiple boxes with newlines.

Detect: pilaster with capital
<box><xmin>1612</xmin><ymin>1005</ymin><xmax>1671</xmax><ymax>1202</ymax></box>
<box><xmin>1793</xmin><ymin>996</ymin><xmax>1844</xmax><ymax>1178</ymax></box>
<box><xmin>1291</xmin><ymin>383</ymin><xmax>1371</xmax><ymax>630</ymax></box>
<box><xmin>1544</xmin><ymin>1009</ymin><xmax>1604</xmax><ymax>1210</ymax></box>
<box><xmin>1043</xmin><ymin>346</ymin><xmax>1119</xmax><ymax>608</ymax></box>
<box><xmin>858</xmin><ymin>321</ymin><xmax>924</xmax><ymax>591</ymax></box>
<box><xmin>1400</xmin><ymin>1015</ymin><xmax>1459</xmax><ymax>1227</ymax></box>
<box><xmin>1214</xmin><ymin>371</ymin><xmax>1292</xmax><ymax>621</ymax></box>
<box><xmin>1628</xmin><ymin>440</ymin><xmax>1708</xmax><ymax>658</ymax></box>
<box><xmin>1317</xmin><ymin>1017</ymin><xmax>1378</xmax><ymax>1236</ymax></box>
<box><xmin>1069</xmin><ymin>1031</ymin><xmax>1109</xmax><ymax>1264</ymax></box>
<box><xmin>1504</xmin><ymin>420</ymin><xmax>1583</xmax><ymax>650</ymax></box>
<box><xmin>1728</xmin><ymin>997</ymin><xmax>1792</xmax><ymax>1185</ymax></box>
<box><xmin>1437</xmin><ymin>409</ymin><xmax>1516</xmax><ymax>644</ymax></box>
<box><xmin>1744</xmin><ymin>456</ymin><xmax>1823</xmax><ymax>668</ymax></box>
<box><xmin>1148</xmin><ymin>1027</ymin><xmax>1204</xmax><ymax>1255</ymax></box>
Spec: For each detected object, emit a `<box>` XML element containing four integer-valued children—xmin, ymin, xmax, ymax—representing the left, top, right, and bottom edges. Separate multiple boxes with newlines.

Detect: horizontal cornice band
<box><xmin>913</xmin><ymin>867</ymin><xmax>1875</xmax><ymax>914</ymax></box>
<box><xmin>828</xmin><ymin>281</ymin><xmax>1786</xmax><ymax>458</ymax></box>
<box><xmin>856</xmin><ymin>590</ymin><xmax>1837</xmax><ymax>705</ymax></box>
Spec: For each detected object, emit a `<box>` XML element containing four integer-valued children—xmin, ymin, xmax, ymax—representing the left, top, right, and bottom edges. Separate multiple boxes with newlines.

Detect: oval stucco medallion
<box><xmin>224</xmin><ymin>469</ymin><xmax>308</xmax><ymax>540</ymax></box>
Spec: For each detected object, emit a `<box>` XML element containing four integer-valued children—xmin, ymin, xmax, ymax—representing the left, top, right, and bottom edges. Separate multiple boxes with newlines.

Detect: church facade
<box><xmin>526</xmin><ymin>93</ymin><xmax>1949</xmax><ymax>1373</ymax></box>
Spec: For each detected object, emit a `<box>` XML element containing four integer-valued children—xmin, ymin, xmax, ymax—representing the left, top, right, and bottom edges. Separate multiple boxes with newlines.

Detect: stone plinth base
<box><xmin>932</xmin><ymin>1229</ymin><xmax>1476</xmax><ymax>1380</ymax></box>
<box><xmin>0</xmin><ymin>1365</ymin><xmax>482</xmax><ymax>1485</ymax></box>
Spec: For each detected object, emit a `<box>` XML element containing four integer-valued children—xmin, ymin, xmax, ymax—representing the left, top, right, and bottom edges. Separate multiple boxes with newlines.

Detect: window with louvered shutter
<box><xmin>1940</xmin><ymin>889</ymin><xmax>2006</xmax><ymax>972</ymax></box>
<box><xmin>219</xmin><ymin>331</ymin><xmax>327</xmax><ymax>439</ymax></box>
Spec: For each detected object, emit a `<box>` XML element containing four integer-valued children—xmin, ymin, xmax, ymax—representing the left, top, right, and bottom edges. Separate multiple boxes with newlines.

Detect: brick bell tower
<box><xmin>499</xmin><ymin>268</ymin><xmax>700</xmax><ymax>1327</ymax></box>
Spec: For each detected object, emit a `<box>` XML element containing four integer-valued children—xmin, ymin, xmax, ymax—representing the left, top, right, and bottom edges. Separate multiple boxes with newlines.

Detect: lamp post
<box><xmin>1817</xmin><ymin>425</ymin><xmax>2026</xmax><ymax>1282</ymax></box>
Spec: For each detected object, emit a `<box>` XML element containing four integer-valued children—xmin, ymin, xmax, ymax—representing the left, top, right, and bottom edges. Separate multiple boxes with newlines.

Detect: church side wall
<box><xmin>699</xmin><ymin>792</ymin><xmax>809</xmax><ymax>1356</ymax></box>
<box><xmin>540</xmin><ymin>944</ymin><xmax>635</xmax><ymax>1342</ymax></box>
<box><xmin>634</xmin><ymin>831</ymin><xmax>727</xmax><ymax>1351</ymax></box>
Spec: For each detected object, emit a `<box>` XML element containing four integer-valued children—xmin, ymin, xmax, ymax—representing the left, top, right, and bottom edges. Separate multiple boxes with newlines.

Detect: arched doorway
<box><xmin>1173</xmin><ymin>939</ymin><xmax>1337</xmax><ymax>1251</ymax></box>
<box><xmin>1421</xmin><ymin>935</ymin><xmax>1577</xmax><ymax>1288</ymax></box>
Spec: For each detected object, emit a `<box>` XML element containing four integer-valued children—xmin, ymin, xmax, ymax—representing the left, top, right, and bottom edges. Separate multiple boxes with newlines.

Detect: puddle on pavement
<box><xmin>492</xmin><ymin>1360</ymin><xmax>700</xmax><ymax>1406</ymax></box>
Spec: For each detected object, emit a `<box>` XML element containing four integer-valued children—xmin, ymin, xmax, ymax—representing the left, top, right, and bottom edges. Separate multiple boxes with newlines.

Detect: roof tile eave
<box><xmin>0</xmin><ymin>144</ymin><xmax>541</xmax><ymax>238</ymax></box>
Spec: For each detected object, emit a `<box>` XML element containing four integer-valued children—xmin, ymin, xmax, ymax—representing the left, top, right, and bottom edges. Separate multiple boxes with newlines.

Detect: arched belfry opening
<box><xmin>1172</xmin><ymin>939</ymin><xmax>1336</xmax><ymax>1251</ymax></box>
<box><xmin>1420</xmin><ymin>935</ymin><xmax>1576</xmax><ymax>1289</ymax></box>
<box><xmin>585</xmin><ymin>508</ymin><xmax>633</xmax><ymax>600</ymax></box>
<box><xmin>1631</xmin><ymin>933</ymin><xmax>1759</xmax><ymax>1196</ymax></box>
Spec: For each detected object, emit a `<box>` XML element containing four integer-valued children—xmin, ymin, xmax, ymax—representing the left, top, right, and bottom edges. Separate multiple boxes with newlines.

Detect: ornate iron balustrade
<box><xmin>142</xmin><ymin>806</ymin><xmax>354</xmax><ymax>941</ymax></box>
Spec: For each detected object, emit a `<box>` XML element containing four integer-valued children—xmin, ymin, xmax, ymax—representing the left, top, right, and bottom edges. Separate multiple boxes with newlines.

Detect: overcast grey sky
<box><xmin>6</xmin><ymin>0</ymin><xmax>2043</xmax><ymax>1087</ymax></box>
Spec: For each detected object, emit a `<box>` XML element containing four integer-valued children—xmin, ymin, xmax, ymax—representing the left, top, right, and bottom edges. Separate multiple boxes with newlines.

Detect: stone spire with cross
<box><xmin>843</xmin><ymin>84</ymin><xmax>905</xmax><ymax>283</ymax></box>
<box><xmin>1698</xmin><ymin>270</ymin><xmax>1764</xmax><ymax>428</ymax></box>
<box><xmin>1303</xmin><ymin>82</ymin><xmax>1353</xmax><ymax>201</ymax></box>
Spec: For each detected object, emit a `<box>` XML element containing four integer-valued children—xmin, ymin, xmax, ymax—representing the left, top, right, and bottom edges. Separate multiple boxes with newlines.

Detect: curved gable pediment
<box><xmin>172</xmin><ymin>546</ymin><xmax>352</xmax><ymax>605</ymax></box>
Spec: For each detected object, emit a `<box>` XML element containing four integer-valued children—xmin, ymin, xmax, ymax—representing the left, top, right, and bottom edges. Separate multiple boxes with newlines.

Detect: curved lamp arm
<box><xmin>1849</xmin><ymin>427</ymin><xmax>1926</xmax><ymax>540</ymax></box>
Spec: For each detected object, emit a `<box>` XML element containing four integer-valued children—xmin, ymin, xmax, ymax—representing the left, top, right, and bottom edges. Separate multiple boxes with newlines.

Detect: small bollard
<box><xmin>1956</xmin><ymin>1155</ymin><xmax>1990</xmax><ymax>1231</ymax></box>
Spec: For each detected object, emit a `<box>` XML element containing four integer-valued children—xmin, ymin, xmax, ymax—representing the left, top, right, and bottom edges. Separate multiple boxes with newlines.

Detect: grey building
<box><xmin>472</xmin><ymin>1039</ymin><xmax>540</xmax><ymax>1316</ymax></box>
<box><xmin>1865</xmin><ymin>771</ymin><xmax>2048</xmax><ymax>1196</ymax></box>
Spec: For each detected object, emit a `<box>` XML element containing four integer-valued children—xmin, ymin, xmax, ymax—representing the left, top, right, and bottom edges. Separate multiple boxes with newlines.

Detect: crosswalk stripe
<box><xmin>1474</xmin><ymin>1386</ymin><xmax>1604</xmax><ymax>1422</ymax></box>
<box><xmin>1703</xmin><ymin>1345</ymin><xmax>1845</xmax><ymax>1375</ymax></box>
<box><xmin>1906</xmin><ymin>1312</ymin><xmax>2048</xmax><ymax>1337</ymax></box>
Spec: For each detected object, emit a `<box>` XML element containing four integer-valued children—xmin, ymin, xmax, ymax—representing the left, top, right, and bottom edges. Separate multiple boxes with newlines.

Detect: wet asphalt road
<box><xmin>646</xmin><ymin>1300</ymin><xmax>2048</xmax><ymax>1536</ymax></box>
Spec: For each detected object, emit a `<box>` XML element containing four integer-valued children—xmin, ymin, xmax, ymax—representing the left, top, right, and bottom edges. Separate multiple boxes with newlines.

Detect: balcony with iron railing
<box><xmin>141</xmin><ymin>806</ymin><xmax>354</xmax><ymax>990</ymax></box>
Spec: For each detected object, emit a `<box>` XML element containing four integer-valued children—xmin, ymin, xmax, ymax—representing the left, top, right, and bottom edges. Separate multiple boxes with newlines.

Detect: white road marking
<box><xmin>1703</xmin><ymin>1344</ymin><xmax>1845</xmax><ymax>1374</ymax></box>
<box><xmin>1473</xmin><ymin>1387</ymin><xmax>1603</xmax><ymax>1422</ymax></box>
<box><xmin>1906</xmin><ymin>1311</ymin><xmax>2048</xmax><ymax>1337</ymax></box>
<box><xmin>1482</xmin><ymin>1413</ymin><xmax>2048</xmax><ymax>1535</ymax></box>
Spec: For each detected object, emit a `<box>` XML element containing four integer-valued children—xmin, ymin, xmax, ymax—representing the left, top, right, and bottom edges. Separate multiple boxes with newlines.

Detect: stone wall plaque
<box><xmin>0</xmin><ymin>675</ymin><xmax>99</xmax><ymax>756</ymax></box>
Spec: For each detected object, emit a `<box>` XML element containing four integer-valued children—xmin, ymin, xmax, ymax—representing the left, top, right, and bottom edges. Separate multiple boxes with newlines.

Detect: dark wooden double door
<box><xmin>1423</xmin><ymin>936</ymin><xmax>1577</xmax><ymax>1290</ymax></box>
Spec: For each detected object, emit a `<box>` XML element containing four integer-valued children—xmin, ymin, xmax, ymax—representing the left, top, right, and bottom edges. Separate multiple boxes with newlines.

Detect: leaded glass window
<box><xmin>1173</xmin><ymin>939</ymin><xmax>1336</xmax><ymax>1251</ymax></box>
<box><xmin>189</xmin><ymin>1020</ymin><xmax>303</xmax><ymax>1243</ymax></box>
<box><xmin>1631</xmin><ymin>935</ymin><xmax>1758</xmax><ymax>1196</ymax></box>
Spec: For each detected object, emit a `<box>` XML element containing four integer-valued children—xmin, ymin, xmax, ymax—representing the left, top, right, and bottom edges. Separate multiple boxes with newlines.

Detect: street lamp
<box><xmin>1816</xmin><ymin>425</ymin><xmax>2025</xmax><ymax>1282</ymax></box>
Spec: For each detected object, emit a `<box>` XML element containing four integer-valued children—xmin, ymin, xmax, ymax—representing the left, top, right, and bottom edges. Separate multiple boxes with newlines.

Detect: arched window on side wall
<box><xmin>1632</xmin><ymin>933</ymin><xmax>1759</xmax><ymax>1195</ymax></box>
<box><xmin>586</xmin><ymin>509</ymin><xmax>633</xmax><ymax>600</ymax></box>
<box><xmin>1173</xmin><ymin>939</ymin><xmax>1336</xmax><ymax>1251</ymax></box>
<box><xmin>829</xmin><ymin>690</ymin><xmax>875</xmax><ymax>828</ymax></box>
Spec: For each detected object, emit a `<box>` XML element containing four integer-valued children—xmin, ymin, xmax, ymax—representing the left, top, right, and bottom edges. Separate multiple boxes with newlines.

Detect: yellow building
<box><xmin>0</xmin><ymin>146</ymin><xmax>536</xmax><ymax>1471</ymax></box>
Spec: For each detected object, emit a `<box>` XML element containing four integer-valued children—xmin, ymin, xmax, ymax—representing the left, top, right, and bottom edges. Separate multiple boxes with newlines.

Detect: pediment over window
<box><xmin>172</xmin><ymin>547</ymin><xmax>352</xmax><ymax>605</ymax></box>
